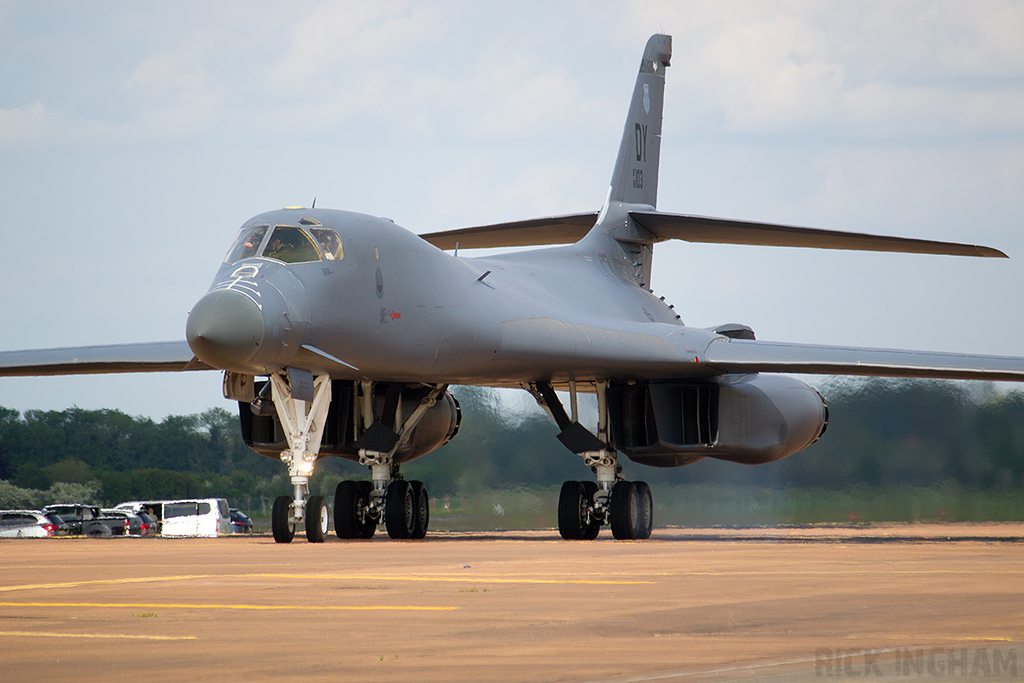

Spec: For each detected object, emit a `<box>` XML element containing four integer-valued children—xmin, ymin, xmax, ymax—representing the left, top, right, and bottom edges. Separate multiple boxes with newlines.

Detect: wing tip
<box><xmin>978</xmin><ymin>246</ymin><xmax>1009</xmax><ymax>259</ymax></box>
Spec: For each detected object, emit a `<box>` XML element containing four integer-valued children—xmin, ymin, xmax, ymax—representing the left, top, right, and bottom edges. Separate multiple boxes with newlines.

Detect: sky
<box><xmin>1</xmin><ymin>0</ymin><xmax>1023</xmax><ymax>420</ymax></box>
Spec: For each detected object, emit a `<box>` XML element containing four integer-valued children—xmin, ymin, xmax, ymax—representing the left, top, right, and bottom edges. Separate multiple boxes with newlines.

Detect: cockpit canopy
<box><xmin>225</xmin><ymin>224</ymin><xmax>344</xmax><ymax>264</ymax></box>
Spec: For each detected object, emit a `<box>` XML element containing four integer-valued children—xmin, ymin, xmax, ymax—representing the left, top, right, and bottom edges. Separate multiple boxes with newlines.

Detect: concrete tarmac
<box><xmin>1</xmin><ymin>524</ymin><xmax>1022</xmax><ymax>682</ymax></box>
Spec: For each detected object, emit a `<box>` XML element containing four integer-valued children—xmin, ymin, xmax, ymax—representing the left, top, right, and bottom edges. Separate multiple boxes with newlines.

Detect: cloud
<box><xmin>463</xmin><ymin>53</ymin><xmax>589</xmax><ymax>140</ymax></box>
<box><xmin>0</xmin><ymin>103</ymin><xmax>55</xmax><ymax>149</ymax></box>
<box><xmin>122</xmin><ymin>39</ymin><xmax>227</xmax><ymax>141</ymax></box>
<box><xmin>267</xmin><ymin>2</ymin><xmax>442</xmax><ymax>92</ymax></box>
<box><xmin>621</xmin><ymin>0</ymin><xmax>1024</xmax><ymax>139</ymax></box>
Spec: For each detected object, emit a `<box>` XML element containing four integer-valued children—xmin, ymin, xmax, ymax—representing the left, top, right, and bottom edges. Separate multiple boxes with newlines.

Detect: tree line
<box><xmin>1</xmin><ymin>379</ymin><xmax>1022</xmax><ymax>512</ymax></box>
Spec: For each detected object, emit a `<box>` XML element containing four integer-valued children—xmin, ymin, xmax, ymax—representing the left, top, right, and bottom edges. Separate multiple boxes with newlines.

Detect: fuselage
<box><xmin>186</xmin><ymin>207</ymin><xmax>723</xmax><ymax>387</ymax></box>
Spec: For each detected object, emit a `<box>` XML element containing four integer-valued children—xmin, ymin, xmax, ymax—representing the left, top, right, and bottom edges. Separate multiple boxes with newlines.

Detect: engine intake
<box><xmin>610</xmin><ymin>374</ymin><xmax>828</xmax><ymax>468</ymax></box>
<box><xmin>240</xmin><ymin>380</ymin><xmax>461</xmax><ymax>464</ymax></box>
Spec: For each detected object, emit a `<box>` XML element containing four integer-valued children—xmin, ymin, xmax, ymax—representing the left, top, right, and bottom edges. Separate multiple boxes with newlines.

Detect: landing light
<box><xmin>298</xmin><ymin>461</ymin><xmax>315</xmax><ymax>475</ymax></box>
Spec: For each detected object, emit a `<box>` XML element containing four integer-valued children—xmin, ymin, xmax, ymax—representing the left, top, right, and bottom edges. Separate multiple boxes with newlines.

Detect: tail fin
<box><xmin>607</xmin><ymin>34</ymin><xmax>671</xmax><ymax>209</ymax></box>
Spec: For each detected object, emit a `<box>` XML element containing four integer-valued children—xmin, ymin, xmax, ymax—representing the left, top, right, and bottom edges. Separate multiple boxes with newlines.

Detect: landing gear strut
<box><xmin>269</xmin><ymin>369</ymin><xmax>332</xmax><ymax>543</ymax></box>
<box><xmin>266</xmin><ymin>375</ymin><xmax>443</xmax><ymax>543</ymax></box>
<box><xmin>331</xmin><ymin>381</ymin><xmax>440</xmax><ymax>540</ymax></box>
<box><xmin>530</xmin><ymin>380</ymin><xmax>654</xmax><ymax>540</ymax></box>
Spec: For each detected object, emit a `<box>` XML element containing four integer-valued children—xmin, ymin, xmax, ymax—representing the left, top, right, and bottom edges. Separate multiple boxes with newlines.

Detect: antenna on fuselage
<box><xmin>312</xmin><ymin>197</ymin><xmax>317</xmax><ymax>209</ymax></box>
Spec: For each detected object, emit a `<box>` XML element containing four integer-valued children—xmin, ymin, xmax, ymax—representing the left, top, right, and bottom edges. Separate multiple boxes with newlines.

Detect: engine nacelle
<box><xmin>389</xmin><ymin>388</ymin><xmax>462</xmax><ymax>464</ymax></box>
<box><xmin>239</xmin><ymin>380</ymin><xmax>461</xmax><ymax>464</ymax></box>
<box><xmin>610</xmin><ymin>374</ymin><xmax>828</xmax><ymax>468</ymax></box>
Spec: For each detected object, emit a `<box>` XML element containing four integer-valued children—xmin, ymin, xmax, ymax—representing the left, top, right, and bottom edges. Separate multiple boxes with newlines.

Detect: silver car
<box><xmin>0</xmin><ymin>510</ymin><xmax>61</xmax><ymax>538</ymax></box>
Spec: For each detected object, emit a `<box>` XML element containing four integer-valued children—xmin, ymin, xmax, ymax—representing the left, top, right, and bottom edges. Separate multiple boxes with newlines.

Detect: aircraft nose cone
<box><xmin>186</xmin><ymin>289</ymin><xmax>265</xmax><ymax>370</ymax></box>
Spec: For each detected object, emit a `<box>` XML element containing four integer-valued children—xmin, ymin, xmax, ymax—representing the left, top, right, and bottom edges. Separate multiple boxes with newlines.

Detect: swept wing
<box><xmin>420</xmin><ymin>212</ymin><xmax>598</xmax><ymax>250</ymax></box>
<box><xmin>0</xmin><ymin>341</ymin><xmax>208</xmax><ymax>377</ymax></box>
<box><xmin>702</xmin><ymin>337</ymin><xmax>1024</xmax><ymax>382</ymax></box>
<box><xmin>422</xmin><ymin>211</ymin><xmax>1005</xmax><ymax>258</ymax></box>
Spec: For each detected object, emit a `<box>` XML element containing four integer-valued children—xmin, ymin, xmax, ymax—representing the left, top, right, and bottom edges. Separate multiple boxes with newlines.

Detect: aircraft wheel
<box><xmin>334</xmin><ymin>481</ymin><xmax>361</xmax><ymax>539</ymax></box>
<box><xmin>558</xmin><ymin>481</ymin><xmax>588</xmax><ymax>540</ymax></box>
<box><xmin>272</xmin><ymin>495</ymin><xmax>295</xmax><ymax>543</ymax></box>
<box><xmin>356</xmin><ymin>481</ymin><xmax>377</xmax><ymax>539</ymax></box>
<box><xmin>305</xmin><ymin>495</ymin><xmax>329</xmax><ymax>543</ymax></box>
<box><xmin>385</xmin><ymin>480</ymin><xmax>414</xmax><ymax>539</ymax></box>
<box><xmin>634</xmin><ymin>481</ymin><xmax>653</xmax><ymax>540</ymax></box>
<box><xmin>580</xmin><ymin>481</ymin><xmax>600</xmax><ymax>540</ymax></box>
<box><xmin>610</xmin><ymin>481</ymin><xmax>639</xmax><ymax>540</ymax></box>
<box><xmin>409</xmin><ymin>481</ymin><xmax>429</xmax><ymax>539</ymax></box>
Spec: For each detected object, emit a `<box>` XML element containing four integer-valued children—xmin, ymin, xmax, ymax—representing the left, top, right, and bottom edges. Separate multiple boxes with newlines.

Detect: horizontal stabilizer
<box><xmin>0</xmin><ymin>341</ymin><xmax>210</xmax><ymax>377</ymax></box>
<box><xmin>419</xmin><ymin>212</ymin><xmax>598</xmax><ymax>250</ymax></box>
<box><xmin>630</xmin><ymin>211</ymin><xmax>1007</xmax><ymax>258</ymax></box>
<box><xmin>704</xmin><ymin>338</ymin><xmax>1024</xmax><ymax>382</ymax></box>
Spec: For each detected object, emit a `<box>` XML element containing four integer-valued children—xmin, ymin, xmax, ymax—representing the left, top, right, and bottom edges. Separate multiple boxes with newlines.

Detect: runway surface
<box><xmin>1</xmin><ymin>524</ymin><xmax>1022</xmax><ymax>682</ymax></box>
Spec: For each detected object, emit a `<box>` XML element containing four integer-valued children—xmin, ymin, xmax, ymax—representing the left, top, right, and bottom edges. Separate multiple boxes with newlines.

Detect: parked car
<box><xmin>115</xmin><ymin>502</ymin><xmax>164</xmax><ymax>534</ymax></box>
<box><xmin>44</xmin><ymin>512</ymin><xmax>70</xmax><ymax>535</ymax></box>
<box><xmin>116</xmin><ymin>498</ymin><xmax>230</xmax><ymax>537</ymax></box>
<box><xmin>44</xmin><ymin>504</ymin><xmax>130</xmax><ymax>536</ymax></box>
<box><xmin>230</xmin><ymin>508</ymin><xmax>253</xmax><ymax>533</ymax></box>
<box><xmin>135</xmin><ymin>511</ymin><xmax>158</xmax><ymax>536</ymax></box>
<box><xmin>0</xmin><ymin>510</ymin><xmax>62</xmax><ymax>538</ymax></box>
<box><xmin>160</xmin><ymin>499</ymin><xmax>231</xmax><ymax>537</ymax></box>
<box><xmin>102</xmin><ymin>509</ymin><xmax>144</xmax><ymax>536</ymax></box>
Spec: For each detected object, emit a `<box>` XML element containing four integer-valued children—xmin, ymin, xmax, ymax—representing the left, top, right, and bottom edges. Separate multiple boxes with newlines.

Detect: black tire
<box><xmin>409</xmin><ymin>480</ymin><xmax>430</xmax><ymax>539</ymax></box>
<box><xmin>305</xmin><ymin>495</ymin><xmax>328</xmax><ymax>543</ymax></box>
<box><xmin>384</xmin><ymin>480</ymin><xmax>414</xmax><ymax>539</ymax></box>
<box><xmin>634</xmin><ymin>481</ymin><xmax>653</xmax><ymax>540</ymax></box>
<box><xmin>356</xmin><ymin>481</ymin><xmax>377</xmax><ymax>539</ymax></box>
<box><xmin>334</xmin><ymin>481</ymin><xmax>361</xmax><ymax>539</ymax></box>
<box><xmin>610</xmin><ymin>481</ymin><xmax>639</xmax><ymax>540</ymax></box>
<box><xmin>558</xmin><ymin>481</ymin><xmax>586</xmax><ymax>540</ymax></box>
<box><xmin>580</xmin><ymin>481</ymin><xmax>600</xmax><ymax>540</ymax></box>
<box><xmin>272</xmin><ymin>495</ymin><xmax>295</xmax><ymax>543</ymax></box>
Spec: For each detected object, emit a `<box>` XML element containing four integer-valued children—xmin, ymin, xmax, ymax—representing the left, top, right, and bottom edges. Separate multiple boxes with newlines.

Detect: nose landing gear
<box><xmin>269</xmin><ymin>370</ymin><xmax>333</xmax><ymax>543</ymax></box>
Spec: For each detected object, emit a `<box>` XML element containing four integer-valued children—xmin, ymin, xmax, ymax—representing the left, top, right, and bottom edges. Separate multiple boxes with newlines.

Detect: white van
<box><xmin>117</xmin><ymin>498</ymin><xmax>230</xmax><ymax>537</ymax></box>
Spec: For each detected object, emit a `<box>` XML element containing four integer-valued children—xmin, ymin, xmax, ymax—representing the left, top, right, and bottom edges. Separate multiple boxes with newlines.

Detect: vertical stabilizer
<box><xmin>608</xmin><ymin>34</ymin><xmax>671</xmax><ymax>209</ymax></box>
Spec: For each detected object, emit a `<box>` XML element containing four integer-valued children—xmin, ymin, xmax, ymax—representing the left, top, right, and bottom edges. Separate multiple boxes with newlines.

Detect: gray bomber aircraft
<box><xmin>4</xmin><ymin>34</ymin><xmax>1024</xmax><ymax>543</ymax></box>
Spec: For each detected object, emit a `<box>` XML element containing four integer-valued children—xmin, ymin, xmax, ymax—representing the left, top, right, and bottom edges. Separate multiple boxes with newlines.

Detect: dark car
<box><xmin>135</xmin><ymin>511</ymin><xmax>158</xmax><ymax>536</ymax></box>
<box><xmin>102</xmin><ymin>509</ymin><xmax>144</xmax><ymax>536</ymax></box>
<box><xmin>44</xmin><ymin>512</ymin><xmax>69</xmax><ymax>536</ymax></box>
<box><xmin>229</xmin><ymin>508</ymin><xmax>253</xmax><ymax>533</ymax></box>
<box><xmin>44</xmin><ymin>504</ymin><xmax>128</xmax><ymax>536</ymax></box>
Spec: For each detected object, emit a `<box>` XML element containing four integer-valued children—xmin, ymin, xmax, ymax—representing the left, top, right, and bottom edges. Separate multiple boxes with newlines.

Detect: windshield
<box><xmin>262</xmin><ymin>226</ymin><xmax>322</xmax><ymax>263</ymax></box>
<box><xmin>225</xmin><ymin>224</ymin><xmax>269</xmax><ymax>263</ymax></box>
<box><xmin>309</xmin><ymin>228</ymin><xmax>344</xmax><ymax>260</ymax></box>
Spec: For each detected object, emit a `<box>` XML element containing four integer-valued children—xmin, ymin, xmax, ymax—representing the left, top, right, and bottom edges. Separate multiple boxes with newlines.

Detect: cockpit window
<box><xmin>225</xmin><ymin>224</ymin><xmax>269</xmax><ymax>263</ymax></box>
<box><xmin>261</xmin><ymin>226</ymin><xmax>321</xmax><ymax>264</ymax></box>
<box><xmin>309</xmin><ymin>228</ymin><xmax>344</xmax><ymax>260</ymax></box>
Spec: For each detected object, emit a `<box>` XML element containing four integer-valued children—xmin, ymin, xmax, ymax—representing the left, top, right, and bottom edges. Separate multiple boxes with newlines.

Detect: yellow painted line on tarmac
<box><xmin>673</xmin><ymin>569</ymin><xmax>1022</xmax><ymax>576</ymax></box>
<box><xmin>239</xmin><ymin>573</ymin><xmax>651</xmax><ymax>585</ymax></box>
<box><xmin>0</xmin><ymin>601</ymin><xmax>456</xmax><ymax>612</ymax></box>
<box><xmin>0</xmin><ymin>573</ymin><xmax>648</xmax><ymax>593</ymax></box>
<box><xmin>0</xmin><ymin>630</ymin><xmax>196</xmax><ymax>641</ymax></box>
<box><xmin>862</xmin><ymin>635</ymin><xmax>1024</xmax><ymax>643</ymax></box>
<box><xmin>0</xmin><ymin>574</ymin><xmax>218</xmax><ymax>593</ymax></box>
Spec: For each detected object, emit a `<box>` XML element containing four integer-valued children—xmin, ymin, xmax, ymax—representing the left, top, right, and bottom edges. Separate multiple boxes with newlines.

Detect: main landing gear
<box><xmin>268</xmin><ymin>375</ymin><xmax>441</xmax><ymax>542</ymax></box>
<box><xmin>557</xmin><ymin>478</ymin><xmax>653</xmax><ymax>540</ymax></box>
<box><xmin>529</xmin><ymin>380</ymin><xmax>655</xmax><ymax>541</ymax></box>
<box><xmin>331</xmin><ymin>477</ymin><xmax>429</xmax><ymax>540</ymax></box>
